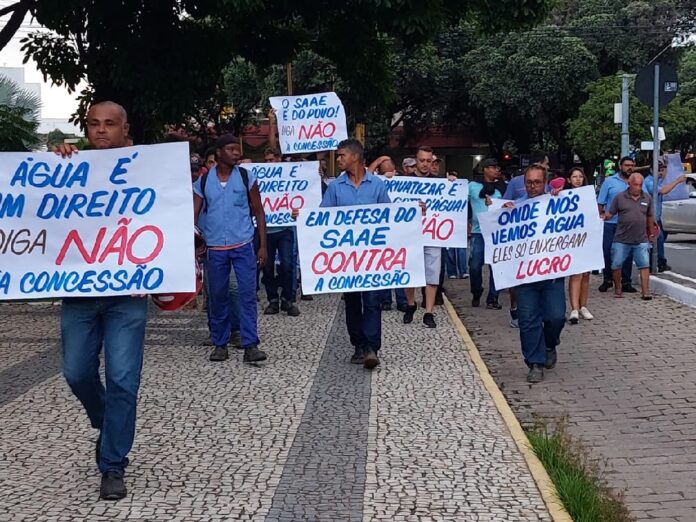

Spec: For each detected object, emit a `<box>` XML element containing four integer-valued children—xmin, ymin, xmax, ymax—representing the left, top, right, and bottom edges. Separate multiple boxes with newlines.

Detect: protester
<box><xmin>597</xmin><ymin>157</ymin><xmax>637</xmax><ymax>293</ymax></box>
<box><xmin>204</xmin><ymin>147</ymin><xmax>216</xmax><ymax>170</ymax></box>
<box><xmin>468</xmin><ymin>158</ymin><xmax>506</xmax><ymax>309</ymax></box>
<box><xmin>261</xmin><ymin>149</ymin><xmax>300</xmax><ymax>317</ymax></box>
<box><xmin>565</xmin><ymin>167</ymin><xmax>594</xmax><ymax>324</ymax></box>
<box><xmin>430</xmin><ymin>155</ymin><xmax>442</xmax><ymax>177</ymax></box>
<box><xmin>504</xmin><ymin>151</ymin><xmax>549</xmax><ymax>200</ymax></box>
<box><xmin>54</xmin><ymin>101</ymin><xmax>147</xmax><ymax>501</ymax></box>
<box><xmin>190</xmin><ymin>153</ymin><xmax>204</xmax><ymax>183</ymax></box>
<box><xmin>446</xmin><ymin>171</ymin><xmax>468</xmax><ymax>279</ymax></box>
<box><xmin>503</xmin><ymin>164</ymin><xmax>565</xmax><ymax>383</ymax></box>
<box><xmin>402</xmin><ymin>156</ymin><xmax>417</xmax><ymax>175</ymax></box>
<box><xmin>643</xmin><ymin>160</ymin><xmax>686</xmax><ymax>272</ymax></box>
<box><xmin>193</xmin><ymin>134</ymin><xmax>268</xmax><ymax>363</ymax></box>
<box><xmin>368</xmin><ymin>155</ymin><xmax>397</xmax><ymax>176</ymax></box>
<box><xmin>320</xmin><ymin>139</ymin><xmax>391</xmax><ymax>368</ymax></box>
<box><xmin>604</xmin><ymin>173</ymin><xmax>656</xmax><ymax>300</ymax></box>
<box><xmin>403</xmin><ymin>146</ymin><xmax>442</xmax><ymax>328</ymax></box>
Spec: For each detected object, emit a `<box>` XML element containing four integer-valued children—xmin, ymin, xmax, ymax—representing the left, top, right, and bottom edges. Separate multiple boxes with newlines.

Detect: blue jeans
<box><xmin>446</xmin><ymin>248</ymin><xmax>468</xmax><ymax>277</ymax></box>
<box><xmin>344</xmin><ymin>291</ymin><xmax>382</xmax><ymax>352</ymax></box>
<box><xmin>380</xmin><ymin>288</ymin><xmax>407</xmax><ymax>307</ymax></box>
<box><xmin>263</xmin><ymin>229</ymin><xmax>295</xmax><ymax>303</ymax></box>
<box><xmin>61</xmin><ymin>296</ymin><xmax>148</xmax><ymax>475</ymax></box>
<box><xmin>612</xmin><ymin>242</ymin><xmax>650</xmax><ymax>270</ymax></box>
<box><xmin>602</xmin><ymin>222</ymin><xmax>632</xmax><ymax>284</ymax></box>
<box><xmin>207</xmin><ymin>243</ymin><xmax>258</xmax><ymax>348</ymax></box>
<box><xmin>469</xmin><ymin>233</ymin><xmax>498</xmax><ymax>303</ymax></box>
<box><xmin>516</xmin><ymin>278</ymin><xmax>566</xmax><ymax>366</ymax></box>
<box><xmin>202</xmin><ymin>258</ymin><xmax>239</xmax><ymax>335</ymax></box>
<box><xmin>291</xmin><ymin>228</ymin><xmax>299</xmax><ymax>298</ymax></box>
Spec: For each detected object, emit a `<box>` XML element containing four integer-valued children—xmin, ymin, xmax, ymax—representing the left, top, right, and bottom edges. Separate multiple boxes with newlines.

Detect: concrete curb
<box><xmin>650</xmin><ymin>274</ymin><xmax>696</xmax><ymax>308</ymax></box>
<box><xmin>443</xmin><ymin>296</ymin><xmax>573</xmax><ymax>522</ymax></box>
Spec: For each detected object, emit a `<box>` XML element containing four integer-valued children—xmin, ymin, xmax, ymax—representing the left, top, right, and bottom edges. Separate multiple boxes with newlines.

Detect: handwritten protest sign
<box><xmin>478</xmin><ymin>186</ymin><xmax>603</xmax><ymax>290</ymax></box>
<box><xmin>379</xmin><ymin>176</ymin><xmax>469</xmax><ymax>247</ymax></box>
<box><xmin>245</xmin><ymin>161</ymin><xmax>322</xmax><ymax>226</ymax></box>
<box><xmin>0</xmin><ymin>143</ymin><xmax>195</xmax><ymax>300</ymax></box>
<box><xmin>296</xmin><ymin>202</ymin><xmax>425</xmax><ymax>295</ymax></box>
<box><xmin>269</xmin><ymin>92</ymin><xmax>348</xmax><ymax>153</ymax></box>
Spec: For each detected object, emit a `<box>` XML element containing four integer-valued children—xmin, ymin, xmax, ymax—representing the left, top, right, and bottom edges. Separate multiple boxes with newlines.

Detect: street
<box><xmin>664</xmin><ymin>234</ymin><xmax>696</xmax><ymax>279</ymax></box>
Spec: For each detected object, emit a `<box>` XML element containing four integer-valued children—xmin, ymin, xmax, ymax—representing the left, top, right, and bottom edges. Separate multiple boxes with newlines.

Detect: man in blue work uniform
<box><xmin>321</xmin><ymin>139</ymin><xmax>391</xmax><ymax>369</ymax></box>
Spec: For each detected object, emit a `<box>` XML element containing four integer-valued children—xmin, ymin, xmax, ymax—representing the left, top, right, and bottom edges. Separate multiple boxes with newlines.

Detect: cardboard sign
<box><xmin>245</xmin><ymin>161</ymin><xmax>322</xmax><ymax>226</ymax></box>
<box><xmin>0</xmin><ymin>143</ymin><xmax>195</xmax><ymax>300</ymax></box>
<box><xmin>269</xmin><ymin>92</ymin><xmax>348</xmax><ymax>153</ymax></box>
<box><xmin>296</xmin><ymin>202</ymin><xmax>425</xmax><ymax>294</ymax></box>
<box><xmin>380</xmin><ymin>176</ymin><xmax>469</xmax><ymax>247</ymax></box>
<box><xmin>478</xmin><ymin>186</ymin><xmax>603</xmax><ymax>290</ymax></box>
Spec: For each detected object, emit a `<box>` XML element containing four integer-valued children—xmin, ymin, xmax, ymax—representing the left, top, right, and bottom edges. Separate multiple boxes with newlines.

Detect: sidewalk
<box><xmin>0</xmin><ymin>295</ymin><xmax>553</xmax><ymax>521</ymax></box>
<box><xmin>447</xmin><ymin>275</ymin><xmax>696</xmax><ymax>522</ymax></box>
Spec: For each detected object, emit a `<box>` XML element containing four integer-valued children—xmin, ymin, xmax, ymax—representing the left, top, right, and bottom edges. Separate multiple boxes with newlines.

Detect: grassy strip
<box><xmin>526</xmin><ymin>419</ymin><xmax>634</xmax><ymax>522</ymax></box>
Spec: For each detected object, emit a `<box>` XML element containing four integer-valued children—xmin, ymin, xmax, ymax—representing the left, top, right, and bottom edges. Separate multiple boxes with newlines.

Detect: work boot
<box><xmin>100</xmin><ymin>472</ymin><xmax>127</xmax><ymax>501</ymax></box>
<box><xmin>598</xmin><ymin>280</ymin><xmax>612</xmax><ymax>292</ymax></box>
<box><xmin>284</xmin><ymin>301</ymin><xmax>300</xmax><ymax>317</ymax></box>
<box><xmin>264</xmin><ymin>300</ymin><xmax>280</xmax><ymax>315</ymax></box>
<box><xmin>209</xmin><ymin>346</ymin><xmax>229</xmax><ymax>362</ymax></box>
<box><xmin>403</xmin><ymin>304</ymin><xmax>417</xmax><ymax>324</ymax></box>
<box><xmin>243</xmin><ymin>346</ymin><xmax>267</xmax><ymax>363</ymax></box>
<box><xmin>527</xmin><ymin>364</ymin><xmax>544</xmax><ymax>384</ymax></box>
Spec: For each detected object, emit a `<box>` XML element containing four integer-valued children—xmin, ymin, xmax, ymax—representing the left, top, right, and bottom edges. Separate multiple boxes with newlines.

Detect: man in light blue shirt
<box><xmin>469</xmin><ymin>158</ymin><xmax>506</xmax><ymax>308</ymax></box>
<box><xmin>597</xmin><ymin>156</ymin><xmax>636</xmax><ymax>292</ymax></box>
<box><xmin>194</xmin><ymin>134</ymin><xmax>268</xmax><ymax>364</ymax></box>
<box><xmin>644</xmin><ymin>161</ymin><xmax>686</xmax><ymax>271</ymax></box>
<box><xmin>321</xmin><ymin>139</ymin><xmax>391</xmax><ymax>369</ymax></box>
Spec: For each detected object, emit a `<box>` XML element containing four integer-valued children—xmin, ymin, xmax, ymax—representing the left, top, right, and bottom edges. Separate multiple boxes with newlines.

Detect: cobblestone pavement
<box><xmin>0</xmin><ymin>295</ymin><xmax>551</xmax><ymax>521</ymax></box>
<box><xmin>447</xmin><ymin>274</ymin><xmax>696</xmax><ymax>522</ymax></box>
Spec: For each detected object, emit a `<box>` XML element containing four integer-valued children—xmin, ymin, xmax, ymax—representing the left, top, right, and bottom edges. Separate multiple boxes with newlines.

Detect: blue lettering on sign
<box><xmin>546</xmin><ymin>193</ymin><xmax>580</xmax><ymax>215</ymax></box>
<box><xmin>542</xmin><ymin>214</ymin><xmax>585</xmax><ymax>234</ymax></box>
<box><xmin>294</xmin><ymin>95</ymin><xmax>328</xmax><ymax>109</ymax></box>
<box><xmin>305</xmin><ymin>210</ymin><xmax>330</xmax><ymax>227</ymax></box>
<box><xmin>491</xmin><ymin>222</ymin><xmax>538</xmax><ymax>245</ymax></box>
<box><xmin>319</xmin><ymin>227</ymin><xmax>389</xmax><ymax>248</ymax></box>
<box><xmin>0</xmin><ymin>193</ymin><xmax>25</xmax><ymax>218</ymax></box>
<box><xmin>0</xmin><ymin>271</ymin><xmax>9</xmax><ymax>294</ymax></box>
<box><xmin>19</xmin><ymin>266</ymin><xmax>164</xmax><ymax>294</ymax></box>
<box><xmin>109</xmin><ymin>152</ymin><xmax>139</xmax><ymax>185</ymax></box>
<box><xmin>10</xmin><ymin>158</ymin><xmax>90</xmax><ymax>188</ymax></box>
<box><xmin>498</xmin><ymin>201</ymin><xmax>539</xmax><ymax>226</ymax></box>
<box><xmin>36</xmin><ymin>188</ymin><xmax>156</xmax><ymax>219</ymax></box>
<box><xmin>326</xmin><ymin>270</ymin><xmax>411</xmax><ymax>291</ymax></box>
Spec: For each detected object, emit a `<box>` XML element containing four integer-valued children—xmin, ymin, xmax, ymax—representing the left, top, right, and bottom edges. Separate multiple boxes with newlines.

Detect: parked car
<box><xmin>661</xmin><ymin>174</ymin><xmax>696</xmax><ymax>234</ymax></box>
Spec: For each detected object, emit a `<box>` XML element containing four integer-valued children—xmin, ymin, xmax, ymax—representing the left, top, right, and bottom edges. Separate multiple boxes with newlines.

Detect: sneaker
<box><xmin>527</xmin><ymin>364</ymin><xmax>544</xmax><ymax>384</ymax></box>
<box><xmin>100</xmin><ymin>472</ymin><xmax>127</xmax><ymax>501</ymax></box>
<box><xmin>350</xmin><ymin>348</ymin><xmax>364</xmax><ymax>365</ymax></box>
<box><xmin>363</xmin><ymin>350</ymin><xmax>380</xmax><ymax>369</ymax></box>
<box><xmin>460</xmin><ymin>274</ymin><xmax>469</xmax><ymax>279</ymax></box>
<box><xmin>423</xmin><ymin>313</ymin><xmax>436</xmax><ymax>328</ymax></box>
<box><xmin>380</xmin><ymin>302</ymin><xmax>392</xmax><ymax>311</ymax></box>
<box><xmin>396</xmin><ymin>303</ymin><xmax>408</xmax><ymax>313</ymax></box>
<box><xmin>285</xmin><ymin>302</ymin><xmax>300</xmax><ymax>317</ymax></box>
<box><xmin>545</xmin><ymin>347</ymin><xmax>557</xmax><ymax>369</ymax></box>
<box><xmin>622</xmin><ymin>284</ymin><xmax>638</xmax><ymax>293</ymax></box>
<box><xmin>209</xmin><ymin>346</ymin><xmax>229</xmax><ymax>361</ymax></box>
<box><xmin>580</xmin><ymin>307</ymin><xmax>594</xmax><ymax>320</ymax></box>
<box><xmin>300</xmin><ymin>294</ymin><xmax>314</xmax><ymax>301</ymax></box>
<box><xmin>658</xmin><ymin>263</ymin><xmax>671</xmax><ymax>272</ymax></box>
<box><xmin>598</xmin><ymin>281</ymin><xmax>612</xmax><ymax>292</ymax></box>
<box><xmin>403</xmin><ymin>304</ymin><xmax>417</xmax><ymax>324</ymax></box>
<box><xmin>243</xmin><ymin>346</ymin><xmax>267</xmax><ymax>363</ymax></box>
<box><xmin>448</xmin><ymin>275</ymin><xmax>457</xmax><ymax>279</ymax></box>
<box><xmin>472</xmin><ymin>296</ymin><xmax>481</xmax><ymax>307</ymax></box>
<box><xmin>264</xmin><ymin>300</ymin><xmax>280</xmax><ymax>315</ymax></box>
<box><xmin>509</xmin><ymin>308</ymin><xmax>519</xmax><ymax>328</ymax></box>
<box><xmin>486</xmin><ymin>300</ymin><xmax>502</xmax><ymax>310</ymax></box>
<box><xmin>569</xmin><ymin>309</ymin><xmax>579</xmax><ymax>325</ymax></box>
<box><xmin>230</xmin><ymin>331</ymin><xmax>242</xmax><ymax>349</ymax></box>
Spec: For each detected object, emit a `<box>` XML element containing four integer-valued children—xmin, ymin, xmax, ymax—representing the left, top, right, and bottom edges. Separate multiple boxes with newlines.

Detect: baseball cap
<box><xmin>432</xmin><ymin>155</ymin><xmax>441</xmax><ymax>163</ymax></box>
<box><xmin>402</xmin><ymin>157</ymin><xmax>416</xmax><ymax>167</ymax></box>
<box><xmin>480</xmin><ymin>158</ymin><xmax>499</xmax><ymax>169</ymax></box>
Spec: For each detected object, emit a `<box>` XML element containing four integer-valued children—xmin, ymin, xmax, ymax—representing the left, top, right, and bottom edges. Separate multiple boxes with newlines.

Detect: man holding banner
<box><xmin>54</xmin><ymin>101</ymin><xmax>147</xmax><ymax>500</ymax></box>
<box><xmin>320</xmin><ymin>139</ymin><xmax>391</xmax><ymax>369</ymax></box>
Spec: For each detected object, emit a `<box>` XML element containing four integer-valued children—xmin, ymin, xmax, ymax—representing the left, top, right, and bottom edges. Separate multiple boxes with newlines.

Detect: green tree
<box><xmin>46</xmin><ymin>128</ymin><xmax>67</xmax><ymax>147</ymax></box>
<box><xmin>0</xmin><ymin>75</ymin><xmax>41</xmax><ymax>151</ymax></box>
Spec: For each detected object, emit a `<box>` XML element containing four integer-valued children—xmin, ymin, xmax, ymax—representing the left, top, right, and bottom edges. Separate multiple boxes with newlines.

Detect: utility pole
<box><xmin>650</xmin><ymin>63</ymin><xmax>661</xmax><ymax>273</ymax></box>
<box><xmin>620</xmin><ymin>74</ymin><xmax>631</xmax><ymax>158</ymax></box>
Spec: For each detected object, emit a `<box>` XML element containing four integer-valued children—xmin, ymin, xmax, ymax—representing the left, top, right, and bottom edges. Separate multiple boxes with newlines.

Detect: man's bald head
<box><xmin>628</xmin><ymin>172</ymin><xmax>644</xmax><ymax>196</ymax></box>
<box><xmin>86</xmin><ymin>101</ymin><xmax>130</xmax><ymax>149</ymax></box>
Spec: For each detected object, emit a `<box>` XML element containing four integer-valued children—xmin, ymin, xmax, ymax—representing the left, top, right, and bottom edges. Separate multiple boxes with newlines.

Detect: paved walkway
<box><xmin>448</xmin><ymin>275</ymin><xmax>696</xmax><ymax>522</ymax></box>
<box><xmin>0</xmin><ymin>296</ymin><xmax>551</xmax><ymax>521</ymax></box>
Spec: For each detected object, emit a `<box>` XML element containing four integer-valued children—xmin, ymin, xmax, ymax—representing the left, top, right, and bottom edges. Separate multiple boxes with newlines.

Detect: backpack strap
<box><xmin>200</xmin><ymin>171</ymin><xmax>209</xmax><ymax>214</ymax></box>
<box><xmin>237</xmin><ymin>166</ymin><xmax>253</xmax><ymax>216</ymax></box>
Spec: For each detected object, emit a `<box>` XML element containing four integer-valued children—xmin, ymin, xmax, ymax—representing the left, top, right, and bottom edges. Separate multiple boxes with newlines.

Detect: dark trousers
<box><xmin>516</xmin><ymin>278</ymin><xmax>566</xmax><ymax>366</ymax></box>
<box><xmin>602</xmin><ymin>222</ymin><xmax>632</xmax><ymax>284</ymax></box>
<box><xmin>344</xmin><ymin>291</ymin><xmax>382</xmax><ymax>352</ymax></box>
<box><xmin>469</xmin><ymin>233</ymin><xmax>498</xmax><ymax>303</ymax></box>
<box><xmin>263</xmin><ymin>229</ymin><xmax>295</xmax><ymax>303</ymax></box>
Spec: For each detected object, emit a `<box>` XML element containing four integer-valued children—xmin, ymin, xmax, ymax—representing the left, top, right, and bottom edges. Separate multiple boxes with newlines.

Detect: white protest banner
<box><xmin>296</xmin><ymin>202</ymin><xmax>425</xmax><ymax>295</ymax></box>
<box><xmin>478</xmin><ymin>185</ymin><xmax>603</xmax><ymax>290</ymax></box>
<box><xmin>245</xmin><ymin>161</ymin><xmax>322</xmax><ymax>226</ymax></box>
<box><xmin>379</xmin><ymin>176</ymin><xmax>469</xmax><ymax>247</ymax></box>
<box><xmin>269</xmin><ymin>92</ymin><xmax>348</xmax><ymax>154</ymax></box>
<box><xmin>0</xmin><ymin>143</ymin><xmax>195</xmax><ymax>300</ymax></box>
<box><xmin>487</xmin><ymin>198</ymin><xmax>512</xmax><ymax>213</ymax></box>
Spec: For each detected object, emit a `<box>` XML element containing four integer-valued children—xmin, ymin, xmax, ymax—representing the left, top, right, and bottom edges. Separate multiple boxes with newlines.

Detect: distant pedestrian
<box><xmin>320</xmin><ymin>139</ymin><xmax>391</xmax><ymax>368</ymax></box>
<box><xmin>603</xmin><ymin>173</ymin><xmax>656</xmax><ymax>300</ymax></box>
<box><xmin>446</xmin><ymin>171</ymin><xmax>468</xmax><ymax>280</ymax></box>
<box><xmin>565</xmin><ymin>167</ymin><xmax>594</xmax><ymax>324</ymax></box>
<box><xmin>402</xmin><ymin>156</ymin><xmax>417</xmax><ymax>176</ymax></box>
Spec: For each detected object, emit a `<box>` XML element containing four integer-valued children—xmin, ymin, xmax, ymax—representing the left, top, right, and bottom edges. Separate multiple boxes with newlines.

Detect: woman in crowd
<box><xmin>566</xmin><ymin>167</ymin><xmax>594</xmax><ymax>324</ymax></box>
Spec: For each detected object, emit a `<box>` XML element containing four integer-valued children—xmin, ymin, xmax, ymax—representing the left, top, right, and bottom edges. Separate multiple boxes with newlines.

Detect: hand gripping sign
<box><xmin>379</xmin><ymin>176</ymin><xmax>469</xmax><ymax>247</ymax></box>
<box><xmin>478</xmin><ymin>186</ymin><xmax>604</xmax><ymax>290</ymax></box>
<box><xmin>245</xmin><ymin>161</ymin><xmax>322</xmax><ymax>226</ymax></box>
<box><xmin>269</xmin><ymin>92</ymin><xmax>348</xmax><ymax>153</ymax></box>
<box><xmin>296</xmin><ymin>202</ymin><xmax>426</xmax><ymax>295</ymax></box>
<box><xmin>0</xmin><ymin>142</ymin><xmax>195</xmax><ymax>300</ymax></box>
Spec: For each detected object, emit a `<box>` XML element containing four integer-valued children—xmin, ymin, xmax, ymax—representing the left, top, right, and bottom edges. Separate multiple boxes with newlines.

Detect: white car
<box><xmin>661</xmin><ymin>174</ymin><xmax>696</xmax><ymax>234</ymax></box>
